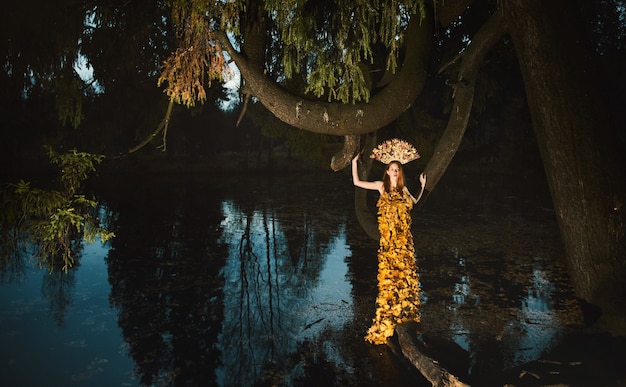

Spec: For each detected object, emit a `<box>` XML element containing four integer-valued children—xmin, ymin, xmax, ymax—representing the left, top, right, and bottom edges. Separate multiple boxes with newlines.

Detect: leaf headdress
<box><xmin>370</xmin><ymin>138</ymin><xmax>420</xmax><ymax>164</ymax></box>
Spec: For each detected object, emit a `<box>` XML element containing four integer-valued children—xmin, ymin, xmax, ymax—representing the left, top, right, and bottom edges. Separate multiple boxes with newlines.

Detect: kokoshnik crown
<box><xmin>370</xmin><ymin>138</ymin><xmax>420</xmax><ymax>165</ymax></box>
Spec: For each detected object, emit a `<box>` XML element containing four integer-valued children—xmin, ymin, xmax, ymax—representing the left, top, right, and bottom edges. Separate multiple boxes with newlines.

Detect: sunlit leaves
<box><xmin>162</xmin><ymin>0</ymin><xmax>426</xmax><ymax>106</ymax></box>
<box><xmin>0</xmin><ymin>148</ymin><xmax>113</xmax><ymax>273</ymax></box>
<box><xmin>159</xmin><ymin>0</ymin><xmax>238</xmax><ymax>107</ymax></box>
<box><xmin>47</xmin><ymin>146</ymin><xmax>104</xmax><ymax>196</ymax></box>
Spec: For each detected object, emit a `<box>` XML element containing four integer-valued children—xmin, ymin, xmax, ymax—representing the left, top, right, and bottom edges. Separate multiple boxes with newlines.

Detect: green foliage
<box><xmin>46</xmin><ymin>146</ymin><xmax>105</xmax><ymax>196</ymax></box>
<box><xmin>0</xmin><ymin>149</ymin><xmax>113</xmax><ymax>273</ymax></box>
<box><xmin>163</xmin><ymin>0</ymin><xmax>426</xmax><ymax>106</ymax></box>
<box><xmin>266</xmin><ymin>0</ymin><xmax>426</xmax><ymax>103</ymax></box>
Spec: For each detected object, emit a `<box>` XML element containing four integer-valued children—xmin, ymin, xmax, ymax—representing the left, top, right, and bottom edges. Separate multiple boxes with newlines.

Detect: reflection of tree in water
<box><xmin>0</xmin><ymin>149</ymin><xmax>113</xmax><ymax>327</ymax></box>
<box><xmin>0</xmin><ymin>239</ymin><xmax>83</xmax><ymax>327</ymax></box>
<box><xmin>216</xmin><ymin>198</ymin><xmax>349</xmax><ymax>386</ymax></box>
<box><xmin>96</xmin><ymin>173</ymin><xmax>421</xmax><ymax>386</ymax></box>
<box><xmin>0</xmin><ymin>243</ymin><xmax>29</xmax><ymax>284</ymax></box>
<box><xmin>103</xmin><ymin>180</ymin><xmax>228</xmax><ymax>386</ymax></box>
<box><xmin>41</xmin><ymin>265</ymin><xmax>78</xmax><ymax>326</ymax></box>
<box><xmin>416</xmin><ymin>208</ymin><xmax>585</xmax><ymax>385</ymax></box>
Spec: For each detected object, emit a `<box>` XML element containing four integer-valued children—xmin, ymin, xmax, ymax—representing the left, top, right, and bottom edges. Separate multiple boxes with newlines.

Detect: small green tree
<box><xmin>0</xmin><ymin>148</ymin><xmax>114</xmax><ymax>273</ymax></box>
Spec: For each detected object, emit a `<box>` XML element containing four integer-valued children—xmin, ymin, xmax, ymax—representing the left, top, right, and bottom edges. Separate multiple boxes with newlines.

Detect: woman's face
<box><xmin>386</xmin><ymin>163</ymin><xmax>401</xmax><ymax>179</ymax></box>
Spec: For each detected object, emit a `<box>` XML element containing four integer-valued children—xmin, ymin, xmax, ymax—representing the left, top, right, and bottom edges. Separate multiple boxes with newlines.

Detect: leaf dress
<box><xmin>365</xmin><ymin>188</ymin><xmax>422</xmax><ymax>345</ymax></box>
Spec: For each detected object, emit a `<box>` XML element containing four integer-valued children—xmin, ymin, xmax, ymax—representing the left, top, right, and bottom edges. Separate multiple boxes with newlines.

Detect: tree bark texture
<box><xmin>504</xmin><ymin>0</ymin><xmax>626</xmax><ymax>334</ymax></box>
<box><xmin>330</xmin><ymin>135</ymin><xmax>360</xmax><ymax>172</ymax></box>
<box><xmin>217</xmin><ymin>15</ymin><xmax>432</xmax><ymax>139</ymax></box>
<box><xmin>396</xmin><ymin>323</ymin><xmax>470</xmax><ymax>387</ymax></box>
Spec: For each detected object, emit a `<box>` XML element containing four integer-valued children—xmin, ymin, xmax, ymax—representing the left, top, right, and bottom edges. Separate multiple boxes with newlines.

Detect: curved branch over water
<box><xmin>215</xmin><ymin>16</ymin><xmax>432</xmax><ymax>141</ymax></box>
<box><xmin>423</xmin><ymin>11</ymin><xmax>507</xmax><ymax>195</ymax></box>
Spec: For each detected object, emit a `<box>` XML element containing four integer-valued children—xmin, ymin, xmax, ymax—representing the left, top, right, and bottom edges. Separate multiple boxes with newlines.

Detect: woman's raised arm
<box><xmin>352</xmin><ymin>155</ymin><xmax>383</xmax><ymax>192</ymax></box>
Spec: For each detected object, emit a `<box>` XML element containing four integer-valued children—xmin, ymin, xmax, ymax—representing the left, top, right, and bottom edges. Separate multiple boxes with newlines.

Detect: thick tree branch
<box><xmin>330</xmin><ymin>134</ymin><xmax>360</xmax><ymax>171</ymax></box>
<box><xmin>423</xmin><ymin>11</ymin><xmax>507</xmax><ymax>193</ymax></box>
<box><xmin>215</xmin><ymin>15</ymin><xmax>432</xmax><ymax>139</ymax></box>
<box><xmin>396</xmin><ymin>323</ymin><xmax>470</xmax><ymax>387</ymax></box>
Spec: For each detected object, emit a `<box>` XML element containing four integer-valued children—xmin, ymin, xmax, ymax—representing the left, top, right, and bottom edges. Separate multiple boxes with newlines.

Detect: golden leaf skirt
<box><xmin>365</xmin><ymin>190</ymin><xmax>421</xmax><ymax>345</ymax></box>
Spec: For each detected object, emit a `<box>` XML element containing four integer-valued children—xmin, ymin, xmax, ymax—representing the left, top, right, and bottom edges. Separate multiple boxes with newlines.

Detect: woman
<box><xmin>352</xmin><ymin>153</ymin><xmax>426</xmax><ymax>344</ymax></box>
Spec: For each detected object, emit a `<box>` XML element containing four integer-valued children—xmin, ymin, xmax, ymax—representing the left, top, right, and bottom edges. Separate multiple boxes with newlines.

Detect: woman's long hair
<box><xmin>382</xmin><ymin>161</ymin><xmax>405</xmax><ymax>193</ymax></box>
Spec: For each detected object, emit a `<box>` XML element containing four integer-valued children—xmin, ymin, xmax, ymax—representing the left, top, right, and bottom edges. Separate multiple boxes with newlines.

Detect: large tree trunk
<box><xmin>504</xmin><ymin>0</ymin><xmax>626</xmax><ymax>335</ymax></box>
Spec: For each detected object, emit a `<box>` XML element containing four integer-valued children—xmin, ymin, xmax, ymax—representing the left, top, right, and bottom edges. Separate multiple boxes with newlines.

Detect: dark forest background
<box><xmin>1</xmin><ymin>1</ymin><xmax>623</xmax><ymax>180</ymax></box>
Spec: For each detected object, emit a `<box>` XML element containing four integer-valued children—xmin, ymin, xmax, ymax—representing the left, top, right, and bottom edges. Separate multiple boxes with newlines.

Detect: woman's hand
<box><xmin>419</xmin><ymin>173</ymin><xmax>427</xmax><ymax>188</ymax></box>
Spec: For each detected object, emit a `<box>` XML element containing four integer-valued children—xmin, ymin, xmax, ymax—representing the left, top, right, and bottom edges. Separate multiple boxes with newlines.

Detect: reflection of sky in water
<box><xmin>0</xmin><ymin>241</ymin><xmax>137</xmax><ymax>386</ymax></box>
<box><xmin>0</xmin><ymin>176</ymin><xmax>578</xmax><ymax>385</ymax></box>
<box><xmin>447</xmin><ymin>250</ymin><xmax>561</xmax><ymax>370</ymax></box>
<box><xmin>512</xmin><ymin>266</ymin><xmax>559</xmax><ymax>365</ymax></box>
<box><xmin>452</xmin><ymin>249</ymin><xmax>471</xmax><ymax>306</ymax></box>
<box><xmin>450</xmin><ymin>250</ymin><xmax>471</xmax><ymax>355</ymax></box>
<box><xmin>216</xmin><ymin>201</ymin><xmax>353</xmax><ymax>386</ymax></box>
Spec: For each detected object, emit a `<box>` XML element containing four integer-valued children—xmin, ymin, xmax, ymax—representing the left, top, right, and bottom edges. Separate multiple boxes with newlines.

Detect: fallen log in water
<box><xmin>394</xmin><ymin>322</ymin><xmax>471</xmax><ymax>387</ymax></box>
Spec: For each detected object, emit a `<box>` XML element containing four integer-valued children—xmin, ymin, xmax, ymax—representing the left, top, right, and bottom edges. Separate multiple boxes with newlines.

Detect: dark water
<box><xmin>0</xmin><ymin>169</ymin><xmax>585</xmax><ymax>386</ymax></box>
